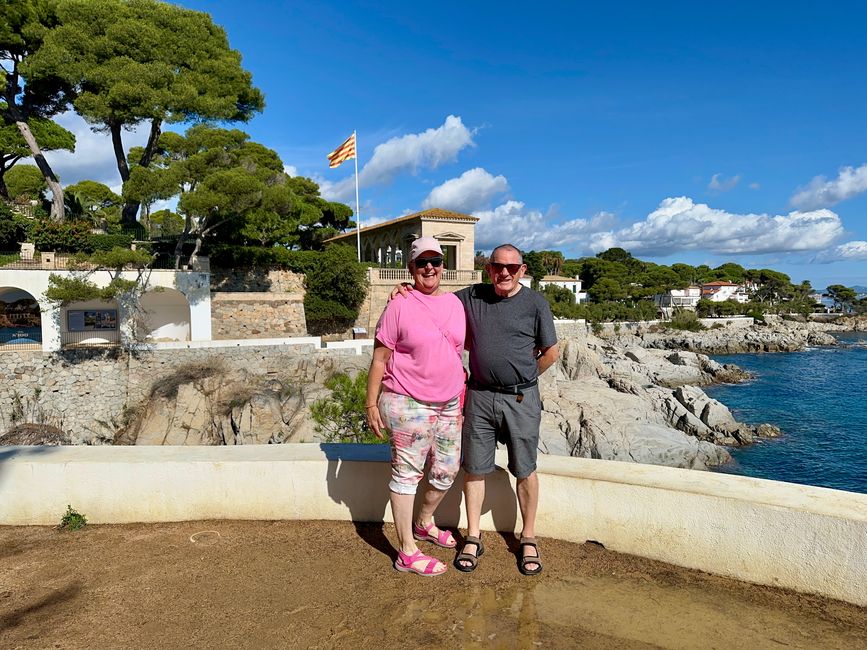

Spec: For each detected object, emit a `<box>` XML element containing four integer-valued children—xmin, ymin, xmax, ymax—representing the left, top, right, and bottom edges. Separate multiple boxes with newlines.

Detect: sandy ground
<box><xmin>1</xmin><ymin>520</ymin><xmax>865</xmax><ymax>649</ymax></box>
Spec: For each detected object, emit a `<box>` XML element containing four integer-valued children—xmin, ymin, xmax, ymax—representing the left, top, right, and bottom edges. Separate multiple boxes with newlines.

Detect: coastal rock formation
<box><xmin>535</xmin><ymin>331</ymin><xmax>777</xmax><ymax>469</ymax></box>
<box><xmin>116</xmin><ymin>331</ymin><xmax>775</xmax><ymax>471</ymax></box>
<box><xmin>117</xmin><ymin>356</ymin><xmax>368</xmax><ymax>446</ymax></box>
<box><xmin>605</xmin><ymin>317</ymin><xmax>838</xmax><ymax>354</ymax></box>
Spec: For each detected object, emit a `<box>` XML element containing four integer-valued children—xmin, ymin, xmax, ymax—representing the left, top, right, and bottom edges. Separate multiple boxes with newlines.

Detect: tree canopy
<box><xmin>25</xmin><ymin>0</ymin><xmax>265</xmax><ymax>224</ymax></box>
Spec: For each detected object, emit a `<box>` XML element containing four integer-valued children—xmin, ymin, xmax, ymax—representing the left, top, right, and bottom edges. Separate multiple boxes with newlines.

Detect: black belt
<box><xmin>468</xmin><ymin>377</ymin><xmax>537</xmax><ymax>395</ymax></box>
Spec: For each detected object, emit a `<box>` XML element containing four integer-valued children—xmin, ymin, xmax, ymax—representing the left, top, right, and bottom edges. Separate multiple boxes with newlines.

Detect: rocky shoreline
<box><xmin>110</xmin><ymin>326</ymin><xmax>785</xmax><ymax>471</ymax></box>
<box><xmin>6</xmin><ymin>316</ymin><xmax>863</xmax><ymax>473</ymax></box>
<box><xmin>537</xmin><ymin>333</ymin><xmax>779</xmax><ymax>470</ymax></box>
<box><xmin>600</xmin><ymin>314</ymin><xmax>857</xmax><ymax>354</ymax></box>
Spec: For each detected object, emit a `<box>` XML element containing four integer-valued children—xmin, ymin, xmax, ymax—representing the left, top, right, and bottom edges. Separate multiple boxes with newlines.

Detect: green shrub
<box><xmin>44</xmin><ymin>273</ymin><xmax>138</xmax><ymax>305</ymax></box>
<box><xmin>30</xmin><ymin>219</ymin><xmax>92</xmax><ymax>252</ymax></box>
<box><xmin>311</xmin><ymin>371</ymin><xmax>386</xmax><ymax>444</ymax></box>
<box><xmin>667</xmin><ymin>308</ymin><xmax>705</xmax><ymax>332</ymax></box>
<box><xmin>86</xmin><ymin>233</ymin><xmax>134</xmax><ymax>251</ymax></box>
<box><xmin>0</xmin><ymin>209</ymin><xmax>32</xmax><ymax>250</ymax></box>
<box><xmin>58</xmin><ymin>505</ymin><xmax>87</xmax><ymax>531</ymax></box>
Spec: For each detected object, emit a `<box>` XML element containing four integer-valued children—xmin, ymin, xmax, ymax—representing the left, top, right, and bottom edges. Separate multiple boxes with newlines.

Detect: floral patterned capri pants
<box><xmin>378</xmin><ymin>390</ymin><xmax>462</xmax><ymax>495</ymax></box>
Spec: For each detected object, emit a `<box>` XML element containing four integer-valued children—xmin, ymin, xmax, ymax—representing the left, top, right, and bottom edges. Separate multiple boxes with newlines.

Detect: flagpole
<box><xmin>354</xmin><ymin>130</ymin><xmax>361</xmax><ymax>262</ymax></box>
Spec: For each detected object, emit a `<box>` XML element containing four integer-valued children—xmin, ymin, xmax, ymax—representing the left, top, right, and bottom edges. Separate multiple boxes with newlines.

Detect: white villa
<box><xmin>520</xmin><ymin>275</ymin><xmax>587</xmax><ymax>303</ymax></box>
<box><xmin>701</xmin><ymin>281</ymin><xmax>751</xmax><ymax>303</ymax></box>
<box><xmin>654</xmin><ymin>286</ymin><xmax>703</xmax><ymax>311</ymax></box>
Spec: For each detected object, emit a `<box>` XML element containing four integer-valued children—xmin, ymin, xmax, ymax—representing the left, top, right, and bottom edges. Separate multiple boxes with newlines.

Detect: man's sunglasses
<box><xmin>489</xmin><ymin>262</ymin><xmax>524</xmax><ymax>274</ymax></box>
<box><xmin>414</xmin><ymin>256</ymin><xmax>443</xmax><ymax>267</ymax></box>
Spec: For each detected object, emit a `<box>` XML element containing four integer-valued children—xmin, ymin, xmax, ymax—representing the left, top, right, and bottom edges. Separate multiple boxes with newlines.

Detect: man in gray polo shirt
<box><xmin>453</xmin><ymin>244</ymin><xmax>559</xmax><ymax>575</ymax></box>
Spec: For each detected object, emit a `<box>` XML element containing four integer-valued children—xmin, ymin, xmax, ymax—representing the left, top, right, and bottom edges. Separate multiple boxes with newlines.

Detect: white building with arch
<box><xmin>0</xmin><ymin>262</ymin><xmax>211</xmax><ymax>352</ymax></box>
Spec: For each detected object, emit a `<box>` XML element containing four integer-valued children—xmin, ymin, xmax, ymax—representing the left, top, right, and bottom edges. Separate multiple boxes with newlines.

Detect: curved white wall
<box><xmin>140</xmin><ymin>288</ymin><xmax>191</xmax><ymax>342</ymax></box>
<box><xmin>0</xmin><ymin>445</ymin><xmax>864</xmax><ymax>606</ymax></box>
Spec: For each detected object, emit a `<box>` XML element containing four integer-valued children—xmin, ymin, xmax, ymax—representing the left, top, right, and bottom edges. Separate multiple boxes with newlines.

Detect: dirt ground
<box><xmin>1</xmin><ymin>520</ymin><xmax>865</xmax><ymax>649</ymax></box>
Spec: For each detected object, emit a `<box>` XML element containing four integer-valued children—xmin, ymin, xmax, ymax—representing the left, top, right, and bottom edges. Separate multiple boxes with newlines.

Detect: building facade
<box><xmin>326</xmin><ymin>208</ymin><xmax>479</xmax><ymax>271</ymax></box>
<box><xmin>701</xmin><ymin>281</ymin><xmax>751</xmax><ymax>303</ymax></box>
<box><xmin>327</xmin><ymin>208</ymin><xmax>483</xmax><ymax>332</ymax></box>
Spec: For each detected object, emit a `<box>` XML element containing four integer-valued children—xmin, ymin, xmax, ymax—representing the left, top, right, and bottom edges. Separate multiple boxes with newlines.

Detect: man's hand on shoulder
<box><xmin>388</xmin><ymin>282</ymin><xmax>413</xmax><ymax>301</ymax></box>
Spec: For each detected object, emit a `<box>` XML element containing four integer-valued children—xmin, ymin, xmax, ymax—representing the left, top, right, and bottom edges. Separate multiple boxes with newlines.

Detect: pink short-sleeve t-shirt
<box><xmin>375</xmin><ymin>291</ymin><xmax>466</xmax><ymax>403</ymax></box>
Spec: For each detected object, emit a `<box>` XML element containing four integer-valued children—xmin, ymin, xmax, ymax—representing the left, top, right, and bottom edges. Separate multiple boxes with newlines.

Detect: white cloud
<box><xmin>321</xmin><ymin>115</ymin><xmax>475</xmax><ymax>201</ymax></box>
<box><xmin>284</xmin><ymin>165</ymin><xmax>298</xmax><ymax>177</ymax></box>
<box><xmin>24</xmin><ymin>111</ymin><xmax>151</xmax><ymax>188</ymax></box>
<box><xmin>708</xmin><ymin>173</ymin><xmax>741</xmax><ymax>193</ymax></box>
<box><xmin>814</xmin><ymin>240</ymin><xmax>867</xmax><ymax>263</ymax></box>
<box><xmin>592</xmin><ymin>196</ymin><xmax>844</xmax><ymax>256</ymax></box>
<box><xmin>749</xmin><ymin>182</ymin><xmax>761</xmax><ymax>190</ymax></box>
<box><xmin>473</xmin><ymin>200</ymin><xmax>616</xmax><ymax>252</ymax></box>
<box><xmin>422</xmin><ymin>167</ymin><xmax>508</xmax><ymax>212</ymax></box>
<box><xmin>790</xmin><ymin>163</ymin><xmax>867</xmax><ymax>209</ymax></box>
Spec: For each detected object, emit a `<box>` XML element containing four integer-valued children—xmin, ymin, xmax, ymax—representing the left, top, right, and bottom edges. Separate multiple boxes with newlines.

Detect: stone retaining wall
<box><xmin>210</xmin><ymin>268</ymin><xmax>305</xmax><ymax>293</ymax></box>
<box><xmin>210</xmin><ymin>293</ymin><xmax>306</xmax><ymax>339</ymax></box>
<box><xmin>0</xmin><ymin>344</ymin><xmax>366</xmax><ymax>443</ymax></box>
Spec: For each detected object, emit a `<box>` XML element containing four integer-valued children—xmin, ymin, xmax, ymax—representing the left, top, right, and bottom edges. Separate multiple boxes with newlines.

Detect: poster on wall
<box><xmin>67</xmin><ymin>309</ymin><xmax>117</xmax><ymax>331</ymax></box>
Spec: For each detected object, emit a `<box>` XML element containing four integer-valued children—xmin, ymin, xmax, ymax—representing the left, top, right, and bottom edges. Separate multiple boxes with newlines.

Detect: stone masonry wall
<box><xmin>210</xmin><ymin>268</ymin><xmax>305</xmax><ymax>293</ymax></box>
<box><xmin>210</xmin><ymin>293</ymin><xmax>306</xmax><ymax>339</ymax></box>
<box><xmin>0</xmin><ymin>345</ymin><xmax>369</xmax><ymax>444</ymax></box>
<box><xmin>209</xmin><ymin>268</ymin><xmax>308</xmax><ymax>339</ymax></box>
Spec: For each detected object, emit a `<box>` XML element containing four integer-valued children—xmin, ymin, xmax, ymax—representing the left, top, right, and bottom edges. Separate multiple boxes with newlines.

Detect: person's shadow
<box><xmin>320</xmin><ymin>443</ymin><xmax>519</xmax><ymax>561</ymax></box>
<box><xmin>321</xmin><ymin>443</ymin><xmax>395</xmax><ymax>560</ymax></box>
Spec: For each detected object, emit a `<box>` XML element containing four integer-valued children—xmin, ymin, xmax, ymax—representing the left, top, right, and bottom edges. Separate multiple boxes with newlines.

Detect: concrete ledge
<box><xmin>140</xmin><ymin>336</ymin><xmax>323</xmax><ymax>350</ymax></box>
<box><xmin>1</xmin><ymin>444</ymin><xmax>864</xmax><ymax>606</ymax></box>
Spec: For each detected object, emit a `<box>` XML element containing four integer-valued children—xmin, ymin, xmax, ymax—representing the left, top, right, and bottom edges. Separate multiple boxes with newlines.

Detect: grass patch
<box><xmin>149</xmin><ymin>360</ymin><xmax>227</xmax><ymax>400</ymax></box>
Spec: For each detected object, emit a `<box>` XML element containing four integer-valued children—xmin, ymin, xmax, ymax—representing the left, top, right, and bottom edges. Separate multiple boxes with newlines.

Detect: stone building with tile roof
<box><xmin>326</xmin><ymin>208</ymin><xmax>479</xmax><ymax>271</ymax></box>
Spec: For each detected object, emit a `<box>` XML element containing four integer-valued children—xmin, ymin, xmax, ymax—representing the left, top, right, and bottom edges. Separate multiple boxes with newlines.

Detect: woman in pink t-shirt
<box><xmin>366</xmin><ymin>237</ymin><xmax>466</xmax><ymax>576</ymax></box>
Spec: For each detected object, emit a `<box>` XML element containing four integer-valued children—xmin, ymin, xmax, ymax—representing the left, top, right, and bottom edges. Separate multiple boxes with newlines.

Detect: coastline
<box><xmin>2</xmin><ymin>315</ymin><xmax>864</xmax><ymax>479</ymax></box>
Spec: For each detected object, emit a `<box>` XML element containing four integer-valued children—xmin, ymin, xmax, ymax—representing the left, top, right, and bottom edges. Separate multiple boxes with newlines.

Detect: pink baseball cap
<box><xmin>409</xmin><ymin>236</ymin><xmax>443</xmax><ymax>261</ymax></box>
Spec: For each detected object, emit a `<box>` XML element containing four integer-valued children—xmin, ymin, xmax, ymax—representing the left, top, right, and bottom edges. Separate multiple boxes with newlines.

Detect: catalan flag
<box><xmin>327</xmin><ymin>132</ymin><xmax>357</xmax><ymax>168</ymax></box>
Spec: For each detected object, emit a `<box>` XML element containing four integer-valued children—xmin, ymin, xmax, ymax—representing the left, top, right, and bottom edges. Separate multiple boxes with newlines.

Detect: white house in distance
<box><xmin>701</xmin><ymin>281</ymin><xmax>751</xmax><ymax>303</ymax></box>
<box><xmin>654</xmin><ymin>286</ymin><xmax>702</xmax><ymax>311</ymax></box>
<box><xmin>519</xmin><ymin>275</ymin><xmax>587</xmax><ymax>303</ymax></box>
<box><xmin>0</xmin><ymin>253</ymin><xmax>211</xmax><ymax>352</ymax></box>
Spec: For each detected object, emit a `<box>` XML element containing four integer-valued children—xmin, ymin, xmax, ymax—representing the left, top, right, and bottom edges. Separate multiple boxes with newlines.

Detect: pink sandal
<box><xmin>394</xmin><ymin>549</ymin><xmax>446</xmax><ymax>576</ymax></box>
<box><xmin>413</xmin><ymin>521</ymin><xmax>457</xmax><ymax>548</ymax></box>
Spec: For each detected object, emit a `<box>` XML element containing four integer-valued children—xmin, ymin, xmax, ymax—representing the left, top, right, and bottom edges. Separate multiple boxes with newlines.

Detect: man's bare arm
<box><xmin>535</xmin><ymin>344</ymin><xmax>559</xmax><ymax>376</ymax></box>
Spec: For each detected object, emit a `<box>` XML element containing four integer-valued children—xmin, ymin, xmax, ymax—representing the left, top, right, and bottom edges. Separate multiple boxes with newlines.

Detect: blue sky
<box><xmin>45</xmin><ymin>1</ymin><xmax>867</xmax><ymax>287</ymax></box>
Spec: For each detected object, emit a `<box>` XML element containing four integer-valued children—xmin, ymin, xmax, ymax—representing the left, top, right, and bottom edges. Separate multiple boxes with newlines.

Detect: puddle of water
<box><xmin>402</xmin><ymin>575</ymin><xmax>864</xmax><ymax>649</ymax></box>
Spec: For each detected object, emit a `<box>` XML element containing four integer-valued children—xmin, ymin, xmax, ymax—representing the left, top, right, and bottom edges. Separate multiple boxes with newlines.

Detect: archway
<box><xmin>0</xmin><ymin>287</ymin><xmax>42</xmax><ymax>350</ymax></box>
<box><xmin>139</xmin><ymin>288</ymin><xmax>191</xmax><ymax>342</ymax></box>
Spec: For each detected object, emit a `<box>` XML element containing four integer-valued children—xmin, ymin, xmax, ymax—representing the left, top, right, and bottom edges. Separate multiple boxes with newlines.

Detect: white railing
<box><xmin>369</xmin><ymin>268</ymin><xmax>481</xmax><ymax>282</ymax></box>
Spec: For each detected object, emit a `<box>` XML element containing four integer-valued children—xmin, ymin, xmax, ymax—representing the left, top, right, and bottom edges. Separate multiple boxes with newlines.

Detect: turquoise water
<box><xmin>705</xmin><ymin>332</ymin><xmax>867</xmax><ymax>494</ymax></box>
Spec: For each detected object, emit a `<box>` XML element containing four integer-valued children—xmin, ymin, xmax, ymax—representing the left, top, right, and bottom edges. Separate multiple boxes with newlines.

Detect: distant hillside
<box><xmin>853</xmin><ymin>285</ymin><xmax>867</xmax><ymax>294</ymax></box>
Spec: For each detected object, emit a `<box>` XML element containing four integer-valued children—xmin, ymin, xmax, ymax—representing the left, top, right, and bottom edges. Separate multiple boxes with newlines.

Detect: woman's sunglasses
<box><xmin>414</xmin><ymin>256</ymin><xmax>443</xmax><ymax>267</ymax></box>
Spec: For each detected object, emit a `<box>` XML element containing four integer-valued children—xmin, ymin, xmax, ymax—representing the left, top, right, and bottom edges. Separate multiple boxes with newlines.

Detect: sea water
<box><xmin>705</xmin><ymin>331</ymin><xmax>867</xmax><ymax>494</ymax></box>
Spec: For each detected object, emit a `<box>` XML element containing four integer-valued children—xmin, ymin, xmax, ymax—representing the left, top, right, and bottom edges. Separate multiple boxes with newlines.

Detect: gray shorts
<box><xmin>461</xmin><ymin>385</ymin><xmax>541</xmax><ymax>479</ymax></box>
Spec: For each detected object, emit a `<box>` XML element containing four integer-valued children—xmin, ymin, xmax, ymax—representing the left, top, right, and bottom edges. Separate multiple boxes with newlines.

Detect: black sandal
<box><xmin>454</xmin><ymin>535</ymin><xmax>484</xmax><ymax>572</ymax></box>
<box><xmin>518</xmin><ymin>537</ymin><xmax>543</xmax><ymax>576</ymax></box>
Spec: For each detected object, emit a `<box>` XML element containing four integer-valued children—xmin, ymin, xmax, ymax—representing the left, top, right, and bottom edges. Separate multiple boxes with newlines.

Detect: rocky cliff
<box><xmin>115</xmin><ymin>330</ymin><xmax>778</xmax><ymax>471</ymax></box>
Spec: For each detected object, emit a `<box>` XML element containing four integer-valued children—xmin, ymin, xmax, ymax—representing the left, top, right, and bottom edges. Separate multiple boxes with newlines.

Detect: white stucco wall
<box><xmin>1</xmin><ymin>445</ymin><xmax>864</xmax><ymax>607</ymax></box>
<box><xmin>0</xmin><ymin>268</ymin><xmax>210</xmax><ymax>349</ymax></box>
<box><xmin>139</xmin><ymin>288</ymin><xmax>191</xmax><ymax>342</ymax></box>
